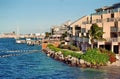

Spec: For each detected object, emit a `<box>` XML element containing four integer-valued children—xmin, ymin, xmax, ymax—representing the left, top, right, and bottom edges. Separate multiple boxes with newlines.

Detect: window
<box><xmin>118</xmin><ymin>32</ymin><xmax>120</xmax><ymax>36</ymax></box>
<box><xmin>118</xmin><ymin>8</ymin><xmax>120</xmax><ymax>12</ymax></box>
<box><xmin>81</xmin><ymin>28</ymin><xmax>86</xmax><ymax>33</ymax></box>
<box><xmin>90</xmin><ymin>16</ymin><xmax>92</xmax><ymax>23</ymax></box>
<box><xmin>111</xmin><ymin>27</ymin><xmax>117</xmax><ymax>32</ymax></box>
<box><xmin>111</xmin><ymin>33</ymin><xmax>117</xmax><ymax>38</ymax></box>
<box><xmin>111</xmin><ymin>13</ymin><xmax>114</xmax><ymax>18</ymax></box>
<box><xmin>114</xmin><ymin>21</ymin><xmax>118</xmax><ymax>27</ymax></box>
<box><xmin>107</xmin><ymin>18</ymin><xmax>109</xmax><ymax>22</ymax></box>
<box><xmin>87</xmin><ymin>17</ymin><xmax>89</xmax><ymax>23</ymax></box>
<box><xmin>101</xmin><ymin>15</ymin><xmax>103</xmax><ymax>19</ymax></box>
<box><xmin>75</xmin><ymin>25</ymin><xmax>81</xmax><ymax>30</ymax></box>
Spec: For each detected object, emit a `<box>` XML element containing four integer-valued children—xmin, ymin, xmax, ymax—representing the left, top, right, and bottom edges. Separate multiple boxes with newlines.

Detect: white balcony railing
<box><xmin>106</xmin><ymin>38</ymin><xmax>120</xmax><ymax>42</ymax></box>
<box><xmin>82</xmin><ymin>17</ymin><xmax>120</xmax><ymax>24</ymax></box>
<box><xmin>72</xmin><ymin>36</ymin><xmax>89</xmax><ymax>42</ymax></box>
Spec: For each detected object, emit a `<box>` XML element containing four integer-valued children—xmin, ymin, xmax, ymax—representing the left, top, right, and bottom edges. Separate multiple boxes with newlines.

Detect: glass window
<box><xmin>111</xmin><ymin>13</ymin><xmax>114</xmax><ymax>18</ymax></box>
<box><xmin>81</xmin><ymin>28</ymin><xmax>86</xmax><ymax>33</ymax></box>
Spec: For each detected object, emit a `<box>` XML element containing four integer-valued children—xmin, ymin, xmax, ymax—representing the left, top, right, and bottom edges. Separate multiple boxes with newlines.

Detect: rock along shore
<box><xmin>42</xmin><ymin>48</ymin><xmax>100</xmax><ymax>69</ymax></box>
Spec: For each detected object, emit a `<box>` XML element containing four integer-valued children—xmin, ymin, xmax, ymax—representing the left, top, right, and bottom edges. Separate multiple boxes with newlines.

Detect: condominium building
<box><xmin>50</xmin><ymin>21</ymin><xmax>71</xmax><ymax>40</ymax></box>
<box><xmin>70</xmin><ymin>3</ymin><xmax>120</xmax><ymax>54</ymax></box>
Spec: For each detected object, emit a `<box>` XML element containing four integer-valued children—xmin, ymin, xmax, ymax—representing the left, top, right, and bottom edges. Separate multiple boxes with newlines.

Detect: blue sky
<box><xmin>0</xmin><ymin>0</ymin><xmax>119</xmax><ymax>34</ymax></box>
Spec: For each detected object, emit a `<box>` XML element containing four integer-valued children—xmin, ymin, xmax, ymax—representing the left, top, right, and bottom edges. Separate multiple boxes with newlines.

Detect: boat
<box><xmin>16</xmin><ymin>39</ymin><xmax>26</xmax><ymax>44</ymax></box>
<box><xmin>16</xmin><ymin>40</ymin><xmax>21</xmax><ymax>43</ymax></box>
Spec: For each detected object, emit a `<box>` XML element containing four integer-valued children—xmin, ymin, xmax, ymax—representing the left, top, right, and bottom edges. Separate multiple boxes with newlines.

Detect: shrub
<box><xmin>63</xmin><ymin>45</ymin><xmax>69</xmax><ymax>49</ymax></box>
<box><xmin>47</xmin><ymin>44</ymin><xmax>61</xmax><ymax>52</ymax></box>
<box><xmin>82</xmin><ymin>48</ymin><xmax>109</xmax><ymax>65</ymax></box>
<box><xmin>99</xmin><ymin>48</ymin><xmax>117</xmax><ymax>63</ymax></box>
<box><xmin>108</xmin><ymin>53</ymin><xmax>116</xmax><ymax>63</ymax></box>
<box><xmin>58</xmin><ymin>44</ymin><xmax>80</xmax><ymax>51</ymax></box>
<box><xmin>58</xmin><ymin>44</ymin><xmax>63</xmax><ymax>48</ymax></box>
<box><xmin>69</xmin><ymin>45</ymin><xmax>80</xmax><ymax>51</ymax></box>
<box><xmin>61</xmin><ymin>50</ymin><xmax>82</xmax><ymax>59</ymax></box>
<box><xmin>47</xmin><ymin>44</ymin><xmax>82</xmax><ymax>59</ymax></box>
<box><xmin>47</xmin><ymin>44</ymin><xmax>54</xmax><ymax>47</ymax></box>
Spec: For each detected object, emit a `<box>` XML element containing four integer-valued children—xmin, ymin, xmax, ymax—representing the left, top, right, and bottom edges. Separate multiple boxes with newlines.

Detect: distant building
<box><xmin>70</xmin><ymin>3</ymin><xmax>120</xmax><ymax>54</ymax></box>
<box><xmin>50</xmin><ymin>21</ymin><xmax>71</xmax><ymax>40</ymax></box>
<box><xmin>0</xmin><ymin>32</ymin><xmax>17</xmax><ymax>38</ymax></box>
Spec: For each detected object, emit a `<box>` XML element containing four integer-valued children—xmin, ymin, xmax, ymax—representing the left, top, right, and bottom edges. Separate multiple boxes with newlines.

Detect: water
<box><xmin>0</xmin><ymin>38</ymin><xmax>120</xmax><ymax>79</ymax></box>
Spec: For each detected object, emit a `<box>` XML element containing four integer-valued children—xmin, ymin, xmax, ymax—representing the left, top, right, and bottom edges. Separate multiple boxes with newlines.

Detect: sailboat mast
<box><xmin>16</xmin><ymin>26</ymin><xmax>19</xmax><ymax>39</ymax></box>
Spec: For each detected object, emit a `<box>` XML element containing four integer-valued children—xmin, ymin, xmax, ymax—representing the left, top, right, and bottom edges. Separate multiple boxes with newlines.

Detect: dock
<box><xmin>16</xmin><ymin>38</ymin><xmax>42</xmax><ymax>45</ymax></box>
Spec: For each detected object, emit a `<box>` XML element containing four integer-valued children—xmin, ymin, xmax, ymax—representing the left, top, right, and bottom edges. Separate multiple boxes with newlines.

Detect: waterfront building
<box><xmin>50</xmin><ymin>21</ymin><xmax>71</xmax><ymax>40</ymax></box>
<box><xmin>70</xmin><ymin>3</ymin><xmax>120</xmax><ymax>54</ymax></box>
<box><xmin>0</xmin><ymin>32</ymin><xmax>17</xmax><ymax>38</ymax></box>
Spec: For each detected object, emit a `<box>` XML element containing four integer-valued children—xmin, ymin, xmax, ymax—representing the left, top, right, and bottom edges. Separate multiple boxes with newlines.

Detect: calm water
<box><xmin>0</xmin><ymin>38</ymin><xmax>119</xmax><ymax>79</ymax></box>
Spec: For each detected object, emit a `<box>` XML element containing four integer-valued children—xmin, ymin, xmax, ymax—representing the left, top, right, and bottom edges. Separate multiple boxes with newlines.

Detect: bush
<box><xmin>47</xmin><ymin>44</ymin><xmax>116</xmax><ymax>65</ymax></box>
<box><xmin>99</xmin><ymin>48</ymin><xmax>117</xmax><ymax>63</ymax></box>
<box><xmin>61</xmin><ymin>50</ymin><xmax>82</xmax><ymax>59</ymax></box>
<box><xmin>69</xmin><ymin>45</ymin><xmax>80</xmax><ymax>51</ymax></box>
<box><xmin>63</xmin><ymin>45</ymin><xmax>69</xmax><ymax>49</ymax></box>
<box><xmin>82</xmin><ymin>48</ymin><xmax>109</xmax><ymax>65</ymax></box>
<box><xmin>109</xmin><ymin>54</ymin><xmax>116</xmax><ymax>63</ymax></box>
<box><xmin>47</xmin><ymin>44</ymin><xmax>54</xmax><ymax>47</ymax></box>
<box><xmin>58</xmin><ymin>44</ymin><xmax>64</xmax><ymax>48</ymax></box>
<box><xmin>48</xmin><ymin>44</ymin><xmax>82</xmax><ymax>59</ymax></box>
<box><xmin>47</xmin><ymin>44</ymin><xmax>61</xmax><ymax>52</ymax></box>
<box><xmin>58</xmin><ymin>44</ymin><xmax>80</xmax><ymax>51</ymax></box>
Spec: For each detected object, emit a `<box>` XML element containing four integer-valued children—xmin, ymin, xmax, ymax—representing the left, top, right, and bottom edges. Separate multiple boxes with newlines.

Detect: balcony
<box><xmin>82</xmin><ymin>21</ymin><xmax>91</xmax><ymax>24</ymax></box>
<box><xmin>106</xmin><ymin>38</ymin><xmax>120</xmax><ymax>42</ymax></box>
<box><xmin>72</xmin><ymin>36</ymin><xmax>89</xmax><ymax>42</ymax></box>
<box><xmin>110</xmin><ymin>27</ymin><xmax>120</xmax><ymax>33</ymax></box>
<box><xmin>75</xmin><ymin>26</ymin><xmax>81</xmax><ymax>30</ymax></box>
<box><xmin>81</xmin><ymin>28</ymin><xmax>86</xmax><ymax>33</ymax></box>
<box><xmin>118</xmin><ymin>28</ymin><xmax>120</xmax><ymax>32</ymax></box>
<box><xmin>111</xmin><ymin>27</ymin><xmax>118</xmax><ymax>32</ymax></box>
<box><xmin>107</xmin><ymin>18</ymin><xmax>115</xmax><ymax>22</ymax></box>
<box><xmin>92</xmin><ymin>8</ymin><xmax>119</xmax><ymax>15</ymax></box>
<box><xmin>82</xmin><ymin>17</ymin><xmax>120</xmax><ymax>24</ymax></box>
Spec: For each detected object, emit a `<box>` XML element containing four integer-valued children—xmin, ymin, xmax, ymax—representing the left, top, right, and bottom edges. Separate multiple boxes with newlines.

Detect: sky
<box><xmin>0</xmin><ymin>0</ymin><xmax>119</xmax><ymax>34</ymax></box>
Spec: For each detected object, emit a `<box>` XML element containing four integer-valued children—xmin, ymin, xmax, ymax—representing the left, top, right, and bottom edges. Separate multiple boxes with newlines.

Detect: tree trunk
<box><xmin>91</xmin><ymin>39</ymin><xmax>94</xmax><ymax>49</ymax></box>
<box><xmin>91</xmin><ymin>43</ymin><xmax>93</xmax><ymax>48</ymax></box>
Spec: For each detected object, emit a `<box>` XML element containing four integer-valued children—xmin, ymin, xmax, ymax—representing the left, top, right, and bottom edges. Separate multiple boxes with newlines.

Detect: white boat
<box><xmin>16</xmin><ymin>39</ymin><xmax>26</xmax><ymax>44</ymax></box>
<box><xmin>26</xmin><ymin>38</ymin><xmax>31</xmax><ymax>41</ymax></box>
<box><xmin>16</xmin><ymin>40</ymin><xmax>22</xmax><ymax>43</ymax></box>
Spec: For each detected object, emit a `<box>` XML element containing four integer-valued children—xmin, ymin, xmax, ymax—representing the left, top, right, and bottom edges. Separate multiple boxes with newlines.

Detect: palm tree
<box><xmin>89</xmin><ymin>24</ymin><xmax>105</xmax><ymax>48</ymax></box>
<box><xmin>61</xmin><ymin>31</ymin><xmax>67</xmax><ymax>41</ymax></box>
<box><xmin>45</xmin><ymin>32</ymin><xmax>51</xmax><ymax>39</ymax></box>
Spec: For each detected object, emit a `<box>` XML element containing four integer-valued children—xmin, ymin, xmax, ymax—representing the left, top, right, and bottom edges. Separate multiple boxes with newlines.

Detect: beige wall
<box><xmin>71</xmin><ymin>11</ymin><xmax>120</xmax><ymax>41</ymax></box>
<box><xmin>71</xmin><ymin>16</ymin><xmax>89</xmax><ymax>36</ymax></box>
<box><xmin>102</xmin><ymin>22</ymin><xmax>110</xmax><ymax>39</ymax></box>
<box><xmin>85</xmin><ymin>24</ymin><xmax>92</xmax><ymax>32</ymax></box>
<box><xmin>114</xmin><ymin>12</ymin><xmax>120</xmax><ymax>18</ymax></box>
<box><xmin>96</xmin><ymin>23</ymin><xmax>102</xmax><ymax>27</ymax></box>
<box><xmin>118</xmin><ymin>21</ymin><xmax>120</xmax><ymax>27</ymax></box>
<box><xmin>102</xmin><ymin>13</ymin><xmax>111</xmax><ymax>19</ymax></box>
<box><xmin>92</xmin><ymin>15</ymin><xmax>101</xmax><ymax>23</ymax></box>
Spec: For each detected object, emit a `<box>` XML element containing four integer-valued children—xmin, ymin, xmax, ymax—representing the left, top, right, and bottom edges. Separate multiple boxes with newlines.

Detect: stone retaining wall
<box><xmin>42</xmin><ymin>48</ymin><xmax>100</xmax><ymax>69</ymax></box>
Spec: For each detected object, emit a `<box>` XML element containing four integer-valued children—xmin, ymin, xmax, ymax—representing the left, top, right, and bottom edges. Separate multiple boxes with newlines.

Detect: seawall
<box><xmin>42</xmin><ymin>48</ymin><xmax>100</xmax><ymax>69</ymax></box>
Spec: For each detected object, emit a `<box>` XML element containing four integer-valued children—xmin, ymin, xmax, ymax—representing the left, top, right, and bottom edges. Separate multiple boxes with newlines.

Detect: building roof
<box><xmin>95</xmin><ymin>2</ymin><xmax>120</xmax><ymax>12</ymax></box>
<box><xmin>70</xmin><ymin>16</ymin><xmax>86</xmax><ymax>27</ymax></box>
